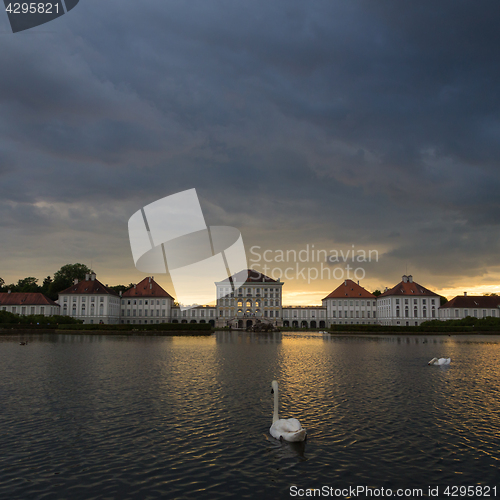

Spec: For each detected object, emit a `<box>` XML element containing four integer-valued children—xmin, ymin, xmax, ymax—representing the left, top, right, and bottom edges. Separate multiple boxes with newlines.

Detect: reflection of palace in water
<box><xmin>215</xmin><ymin>331</ymin><xmax>283</xmax><ymax>344</ymax></box>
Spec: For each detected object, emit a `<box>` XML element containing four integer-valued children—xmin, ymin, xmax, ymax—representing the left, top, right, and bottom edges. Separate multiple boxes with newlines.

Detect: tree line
<box><xmin>0</xmin><ymin>263</ymin><xmax>135</xmax><ymax>301</ymax></box>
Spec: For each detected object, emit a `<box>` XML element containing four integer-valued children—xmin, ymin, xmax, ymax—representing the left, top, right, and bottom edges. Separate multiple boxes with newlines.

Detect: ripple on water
<box><xmin>1</xmin><ymin>333</ymin><xmax>500</xmax><ymax>498</ymax></box>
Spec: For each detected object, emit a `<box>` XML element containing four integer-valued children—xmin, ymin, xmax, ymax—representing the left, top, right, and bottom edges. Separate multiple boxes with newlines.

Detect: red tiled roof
<box><xmin>0</xmin><ymin>292</ymin><xmax>59</xmax><ymax>306</ymax></box>
<box><xmin>122</xmin><ymin>277</ymin><xmax>174</xmax><ymax>299</ymax></box>
<box><xmin>219</xmin><ymin>269</ymin><xmax>278</xmax><ymax>284</ymax></box>
<box><xmin>59</xmin><ymin>278</ymin><xmax>119</xmax><ymax>296</ymax></box>
<box><xmin>440</xmin><ymin>295</ymin><xmax>500</xmax><ymax>309</ymax></box>
<box><xmin>322</xmin><ymin>279</ymin><xmax>375</xmax><ymax>300</ymax></box>
<box><xmin>379</xmin><ymin>278</ymin><xmax>439</xmax><ymax>297</ymax></box>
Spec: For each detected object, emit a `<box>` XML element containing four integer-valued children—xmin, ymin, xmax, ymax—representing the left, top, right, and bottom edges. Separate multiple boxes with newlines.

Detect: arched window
<box><xmin>237</xmin><ymin>300</ymin><xmax>243</xmax><ymax>307</ymax></box>
<box><xmin>246</xmin><ymin>300</ymin><xmax>252</xmax><ymax>308</ymax></box>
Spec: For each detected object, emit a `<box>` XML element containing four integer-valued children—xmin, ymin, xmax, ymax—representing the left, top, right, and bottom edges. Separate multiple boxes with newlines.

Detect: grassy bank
<box><xmin>0</xmin><ymin>322</ymin><xmax>212</xmax><ymax>336</ymax></box>
<box><xmin>329</xmin><ymin>324</ymin><xmax>500</xmax><ymax>334</ymax></box>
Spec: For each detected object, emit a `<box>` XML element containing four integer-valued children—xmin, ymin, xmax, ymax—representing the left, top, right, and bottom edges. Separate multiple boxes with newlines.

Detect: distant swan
<box><xmin>270</xmin><ymin>380</ymin><xmax>307</xmax><ymax>442</ymax></box>
<box><xmin>428</xmin><ymin>357</ymin><xmax>451</xmax><ymax>365</ymax></box>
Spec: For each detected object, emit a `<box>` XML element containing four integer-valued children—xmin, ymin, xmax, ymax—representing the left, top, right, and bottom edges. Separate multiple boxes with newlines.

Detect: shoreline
<box><xmin>0</xmin><ymin>328</ymin><xmax>212</xmax><ymax>336</ymax></box>
<box><xmin>2</xmin><ymin>328</ymin><xmax>500</xmax><ymax>336</ymax></box>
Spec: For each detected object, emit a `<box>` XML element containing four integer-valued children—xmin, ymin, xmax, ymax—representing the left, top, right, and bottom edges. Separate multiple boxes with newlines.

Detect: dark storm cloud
<box><xmin>1</xmin><ymin>0</ymin><xmax>500</xmax><ymax>287</ymax></box>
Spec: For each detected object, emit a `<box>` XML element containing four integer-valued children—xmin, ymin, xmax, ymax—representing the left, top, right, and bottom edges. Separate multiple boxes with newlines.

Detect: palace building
<box><xmin>49</xmin><ymin>269</ymin><xmax>499</xmax><ymax>328</ymax></box>
<box><xmin>439</xmin><ymin>293</ymin><xmax>500</xmax><ymax>320</ymax></box>
<box><xmin>0</xmin><ymin>291</ymin><xmax>60</xmax><ymax>317</ymax></box>
<box><xmin>322</xmin><ymin>279</ymin><xmax>377</xmax><ymax>326</ymax></box>
<box><xmin>58</xmin><ymin>273</ymin><xmax>121</xmax><ymax>324</ymax></box>
<box><xmin>215</xmin><ymin>269</ymin><xmax>284</xmax><ymax>328</ymax></box>
<box><xmin>377</xmin><ymin>275</ymin><xmax>440</xmax><ymax>326</ymax></box>
<box><xmin>121</xmin><ymin>276</ymin><xmax>175</xmax><ymax>324</ymax></box>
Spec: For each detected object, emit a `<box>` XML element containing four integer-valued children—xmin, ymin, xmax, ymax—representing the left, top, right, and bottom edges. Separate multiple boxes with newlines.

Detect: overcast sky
<box><xmin>1</xmin><ymin>0</ymin><xmax>500</xmax><ymax>304</ymax></box>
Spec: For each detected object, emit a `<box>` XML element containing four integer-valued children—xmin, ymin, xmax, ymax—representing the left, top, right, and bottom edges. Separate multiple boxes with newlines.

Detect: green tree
<box><xmin>0</xmin><ymin>277</ymin><xmax>4</xmax><ymax>291</ymax></box>
<box><xmin>372</xmin><ymin>289</ymin><xmax>382</xmax><ymax>296</ymax></box>
<box><xmin>4</xmin><ymin>282</ymin><xmax>18</xmax><ymax>292</ymax></box>
<box><xmin>109</xmin><ymin>284</ymin><xmax>128</xmax><ymax>294</ymax></box>
<box><xmin>48</xmin><ymin>263</ymin><xmax>93</xmax><ymax>299</ymax></box>
<box><xmin>41</xmin><ymin>276</ymin><xmax>52</xmax><ymax>295</ymax></box>
<box><xmin>17</xmin><ymin>277</ymin><xmax>41</xmax><ymax>293</ymax></box>
<box><xmin>439</xmin><ymin>295</ymin><xmax>448</xmax><ymax>306</ymax></box>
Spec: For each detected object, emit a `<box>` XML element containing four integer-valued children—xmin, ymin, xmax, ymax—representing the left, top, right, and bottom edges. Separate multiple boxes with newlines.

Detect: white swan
<box><xmin>428</xmin><ymin>357</ymin><xmax>451</xmax><ymax>365</ymax></box>
<box><xmin>270</xmin><ymin>380</ymin><xmax>307</xmax><ymax>442</ymax></box>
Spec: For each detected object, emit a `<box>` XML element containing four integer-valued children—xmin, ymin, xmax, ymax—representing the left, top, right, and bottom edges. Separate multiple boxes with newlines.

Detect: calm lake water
<box><xmin>1</xmin><ymin>332</ymin><xmax>499</xmax><ymax>500</ymax></box>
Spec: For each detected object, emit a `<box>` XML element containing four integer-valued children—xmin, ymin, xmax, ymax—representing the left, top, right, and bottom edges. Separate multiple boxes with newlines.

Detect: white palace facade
<box><xmin>4</xmin><ymin>269</ymin><xmax>499</xmax><ymax>327</ymax></box>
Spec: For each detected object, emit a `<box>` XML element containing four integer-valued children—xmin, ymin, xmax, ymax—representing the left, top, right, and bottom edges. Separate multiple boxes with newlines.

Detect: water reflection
<box><xmin>215</xmin><ymin>331</ymin><xmax>282</xmax><ymax>344</ymax></box>
<box><xmin>265</xmin><ymin>434</ymin><xmax>307</xmax><ymax>462</ymax></box>
<box><xmin>1</xmin><ymin>333</ymin><xmax>500</xmax><ymax>499</ymax></box>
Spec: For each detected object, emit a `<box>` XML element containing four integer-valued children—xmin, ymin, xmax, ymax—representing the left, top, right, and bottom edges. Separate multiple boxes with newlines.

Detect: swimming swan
<box><xmin>428</xmin><ymin>357</ymin><xmax>451</xmax><ymax>365</ymax></box>
<box><xmin>270</xmin><ymin>380</ymin><xmax>307</xmax><ymax>442</ymax></box>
